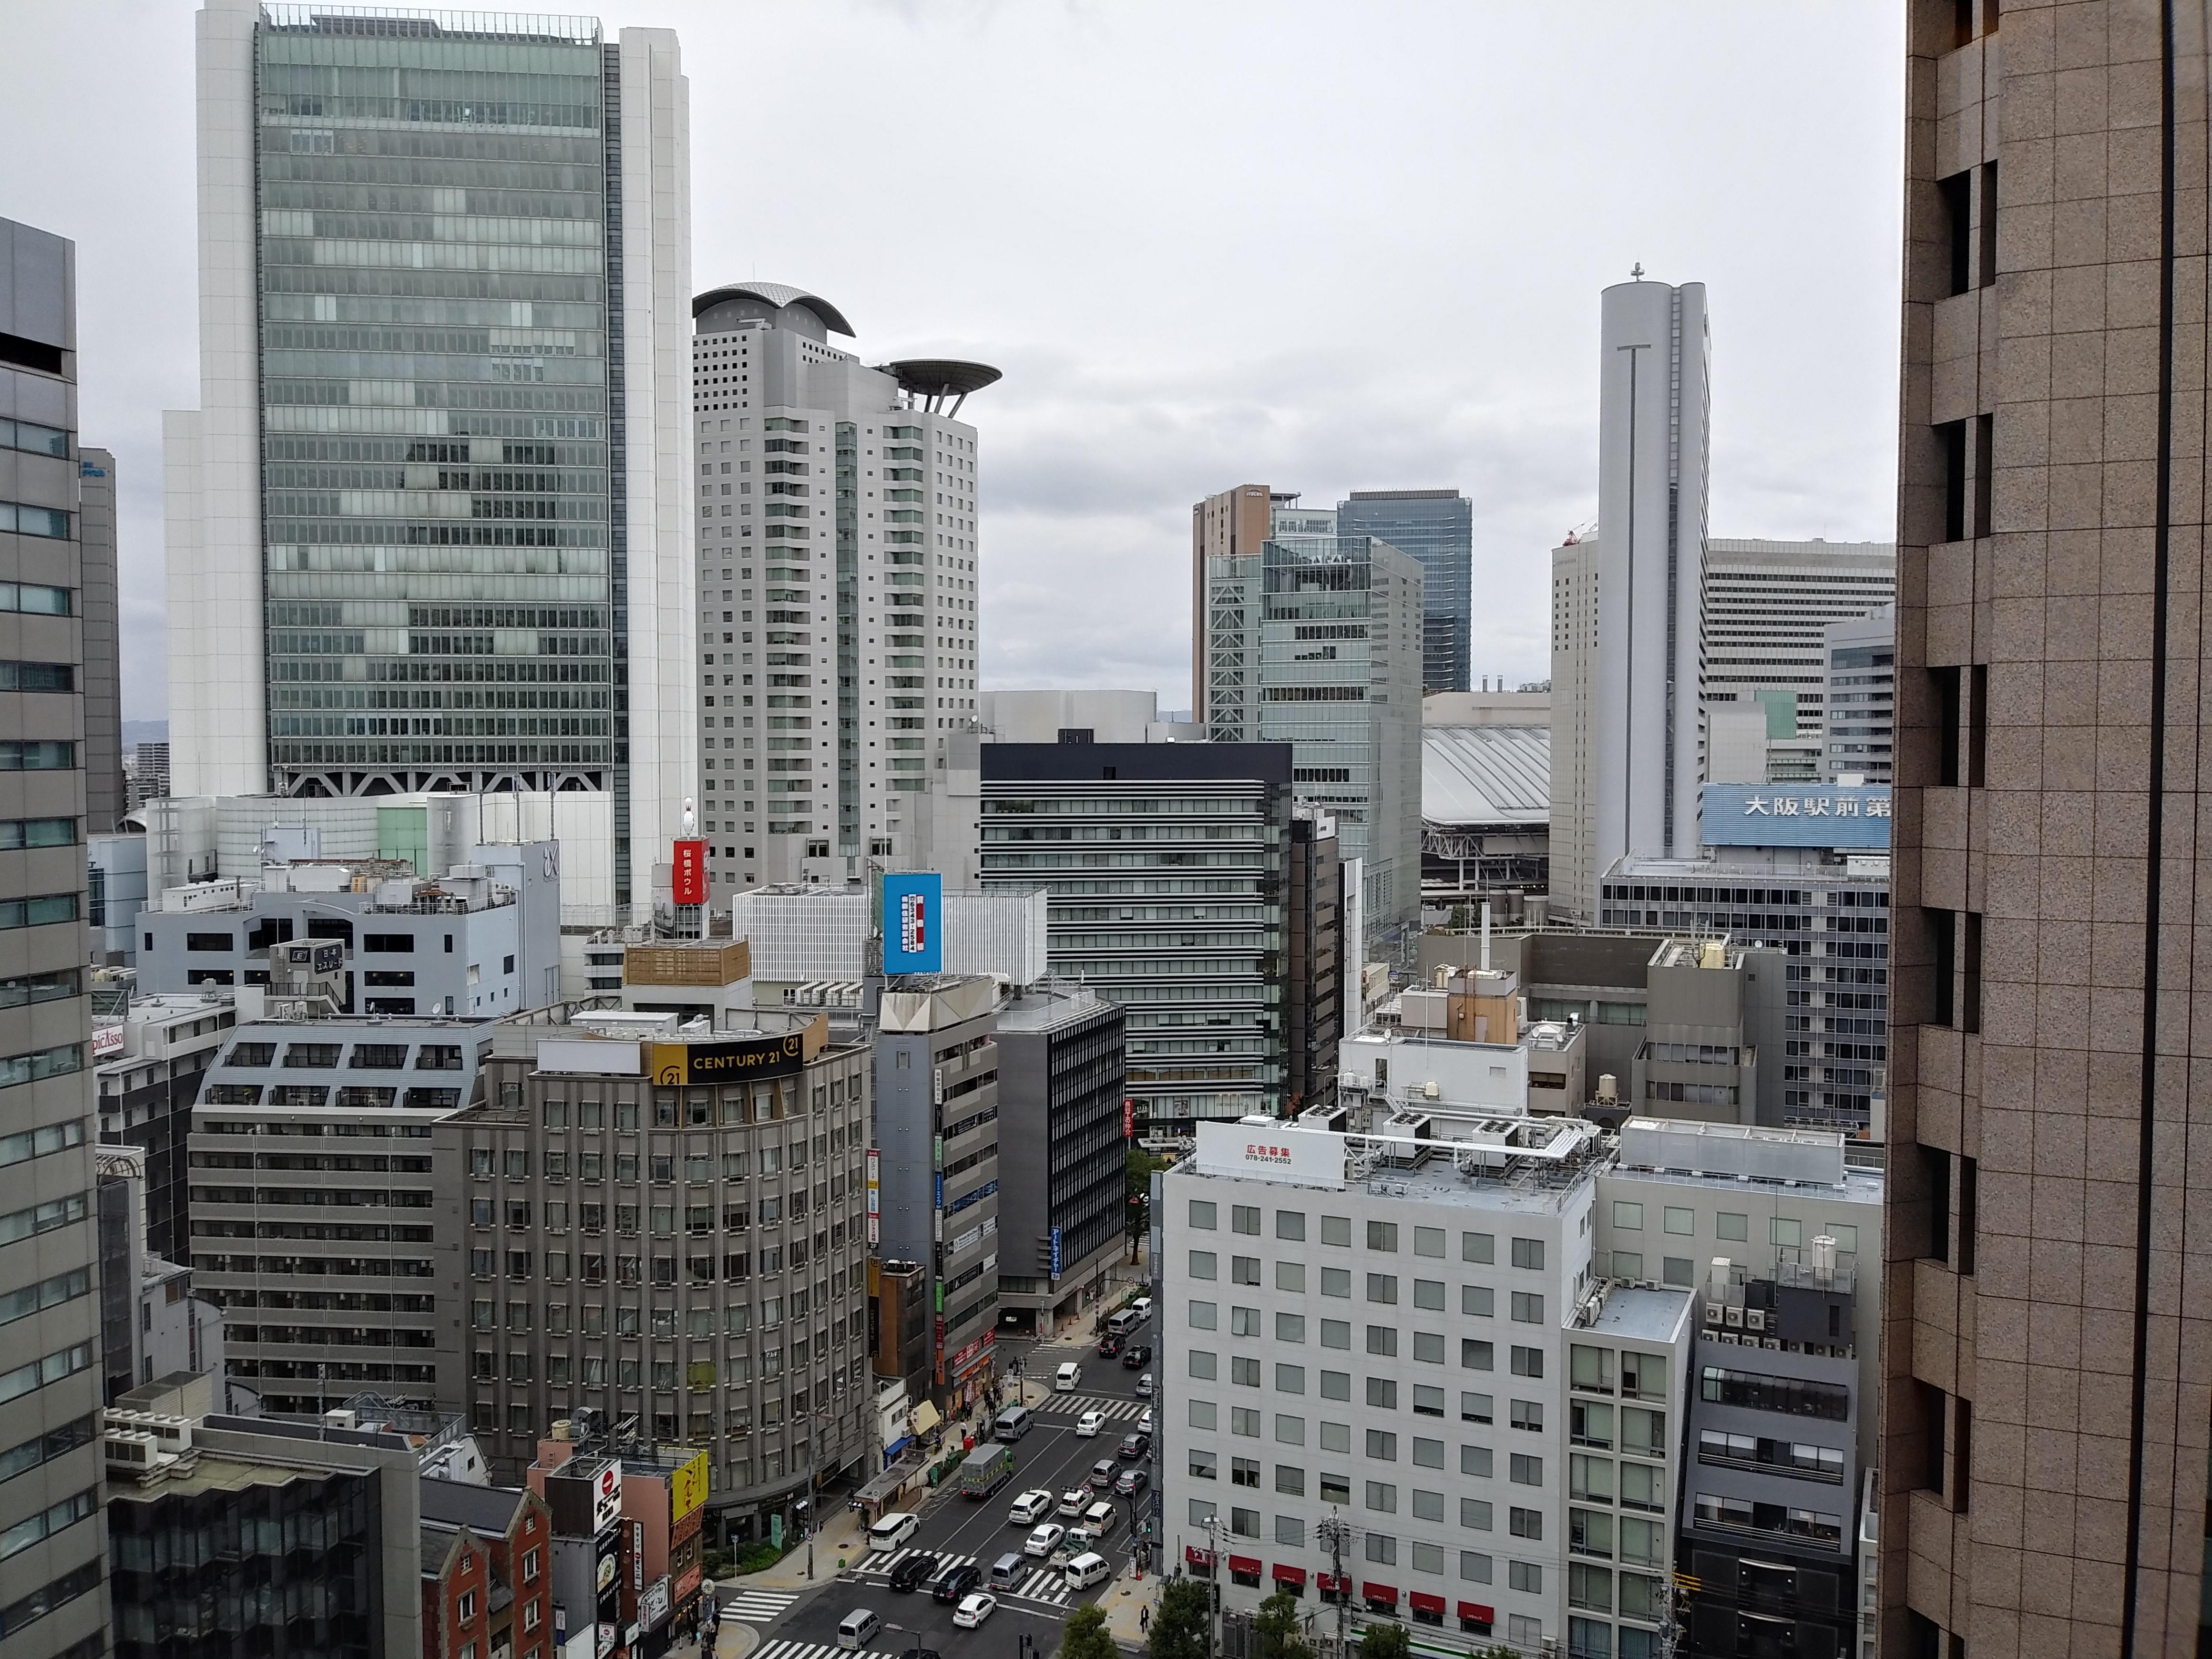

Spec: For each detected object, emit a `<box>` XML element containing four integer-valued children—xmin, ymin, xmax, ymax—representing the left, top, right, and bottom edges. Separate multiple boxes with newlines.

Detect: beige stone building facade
<box><xmin>1883</xmin><ymin>1</ymin><xmax>2212</xmax><ymax>1654</ymax></box>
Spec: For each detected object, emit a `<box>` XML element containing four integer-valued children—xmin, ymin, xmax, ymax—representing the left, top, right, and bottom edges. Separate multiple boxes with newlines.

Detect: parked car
<box><xmin>1138</xmin><ymin>1406</ymin><xmax>1156</xmax><ymax>1433</ymax></box>
<box><xmin>1057</xmin><ymin>1488</ymin><xmax>1089</xmax><ymax>1518</ymax></box>
<box><xmin>952</xmin><ymin>1593</ymin><xmax>998</xmax><ymax>1631</ymax></box>
<box><xmin>1120</xmin><ymin>1344</ymin><xmax>1153</xmax><ymax>1370</ymax></box>
<box><xmin>931</xmin><ymin>1561</ymin><xmax>983</xmax><ymax>1605</ymax></box>
<box><xmin>1117</xmin><ymin>1430</ymin><xmax>1152</xmax><ymax>1462</ymax></box>
<box><xmin>1024</xmin><ymin>1522</ymin><xmax>1066</xmax><ymax>1558</ymax></box>
<box><xmin>1134</xmin><ymin>1372</ymin><xmax>1155</xmax><ymax>1399</ymax></box>
<box><xmin>1088</xmin><ymin>1458</ymin><xmax>1117</xmax><ymax>1489</ymax></box>
<box><xmin>1009</xmin><ymin>1489</ymin><xmax>1054</xmax><ymax>1526</ymax></box>
<box><xmin>1114</xmin><ymin>1466</ymin><xmax>1150</xmax><ymax>1498</ymax></box>
<box><xmin>888</xmin><ymin>1552</ymin><xmax>941</xmax><ymax>1593</ymax></box>
<box><xmin>1075</xmin><ymin>1410</ymin><xmax>1106</xmax><ymax>1438</ymax></box>
<box><xmin>1096</xmin><ymin>1334</ymin><xmax>1121</xmax><ymax>1358</ymax></box>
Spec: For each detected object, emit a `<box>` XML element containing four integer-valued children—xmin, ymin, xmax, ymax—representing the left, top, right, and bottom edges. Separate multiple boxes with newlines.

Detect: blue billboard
<box><xmin>881</xmin><ymin>871</ymin><xmax>944</xmax><ymax>975</ymax></box>
<box><xmin>1701</xmin><ymin>784</ymin><xmax>1891</xmax><ymax>850</ymax></box>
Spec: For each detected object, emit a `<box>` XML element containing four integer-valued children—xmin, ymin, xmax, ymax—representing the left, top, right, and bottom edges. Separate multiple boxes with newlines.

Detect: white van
<box><xmin>1064</xmin><ymin>1551</ymin><xmax>1113</xmax><ymax>1591</ymax></box>
<box><xmin>1106</xmin><ymin>1307</ymin><xmax>1144</xmax><ymax>1337</ymax></box>
<box><xmin>866</xmin><ymin>1512</ymin><xmax>919</xmax><ymax>1553</ymax></box>
<box><xmin>838</xmin><ymin>1608</ymin><xmax>880</xmax><ymax>1650</ymax></box>
<box><xmin>1054</xmin><ymin>1361</ymin><xmax>1082</xmax><ymax>1392</ymax></box>
<box><xmin>994</xmin><ymin>1403</ymin><xmax>1034</xmax><ymax>1442</ymax></box>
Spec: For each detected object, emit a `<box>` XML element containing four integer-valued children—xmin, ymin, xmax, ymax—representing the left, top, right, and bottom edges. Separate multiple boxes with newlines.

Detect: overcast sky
<box><xmin>6</xmin><ymin>1</ymin><xmax>1904</xmax><ymax>725</ymax></box>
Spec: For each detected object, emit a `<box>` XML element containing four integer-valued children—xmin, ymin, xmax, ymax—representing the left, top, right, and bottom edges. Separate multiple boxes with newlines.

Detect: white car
<box><xmin>1056</xmin><ymin>1489</ymin><xmax>1089</xmax><ymax>1518</ymax></box>
<box><xmin>952</xmin><ymin>1591</ymin><xmax>998</xmax><ymax>1630</ymax></box>
<box><xmin>1024</xmin><ymin>1522</ymin><xmax>1066</xmax><ymax>1558</ymax></box>
<box><xmin>1008</xmin><ymin>1488</ymin><xmax>1054</xmax><ymax>1526</ymax></box>
<box><xmin>1138</xmin><ymin>1407</ymin><xmax>1155</xmax><ymax>1433</ymax></box>
<box><xmin>865</xmin><ymin>1511</ymin><xmax>919</xmax><ymax>1553</ymax></box>
<box><xmin>1074</xmin><ymin>1409</ymin><xmax>1106</xmax><ymax>1438</ymax></box>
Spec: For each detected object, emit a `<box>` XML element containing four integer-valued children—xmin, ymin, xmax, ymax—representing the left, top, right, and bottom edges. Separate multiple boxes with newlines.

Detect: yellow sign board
<box><xmin>670</xmin><ymin>1449</ymin><xmax>709</xmax><ymax>1524</ymax></box>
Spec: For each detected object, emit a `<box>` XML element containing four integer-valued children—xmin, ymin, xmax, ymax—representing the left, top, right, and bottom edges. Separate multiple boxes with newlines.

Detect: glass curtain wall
<box><xmin>254</xmin><ymin>9</ymin><xmax>617</xmax><ymax>815</ymax></box>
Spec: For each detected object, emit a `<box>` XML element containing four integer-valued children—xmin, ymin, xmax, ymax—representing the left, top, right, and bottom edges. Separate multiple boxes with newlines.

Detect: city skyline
<box><xmin>3</xmin><ymin>1</ymin><xmax>1904</xmax><ymax>726</ymax></box>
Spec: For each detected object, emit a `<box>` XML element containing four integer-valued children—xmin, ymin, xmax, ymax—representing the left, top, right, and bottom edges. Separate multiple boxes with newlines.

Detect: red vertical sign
<box><xmin>672</xmin><ymin>839</ymin><xmax>707</xmax><ymax>906</ymax></box>
<box><xmin>1124</xmin><ymin>1098</ymin><xmax>1135</xmax><ymax>1139</ymax></box>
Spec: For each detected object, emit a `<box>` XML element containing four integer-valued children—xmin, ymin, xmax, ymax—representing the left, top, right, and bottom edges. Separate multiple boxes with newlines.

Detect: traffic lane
<box><xmin>1018</xmin><ymin>1336</ymin><xmax>1157</xmax><ymax>1402</ymax></box>
<box><xmin>771</xmin><ymin>1579</ymin><xmax>1062</xmax><ymax>1658</ymax></box>
<box><xmin>908</xmin><ymin>1424</ymin><xmax>1105</xmax><ymax>1561</ymax></box>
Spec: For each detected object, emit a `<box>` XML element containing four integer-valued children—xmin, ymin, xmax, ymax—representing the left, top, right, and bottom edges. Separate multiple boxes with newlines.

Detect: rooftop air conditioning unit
<box><xmin>1724</xmin><ymin>1306</ymin><xmax>1745</xmax><ymax>1328</ymax></box>
<box><xmin>1744</xmin><ymin>1308</ymin><xmax>1767</xmax><ymax>1332</ymax></box>
<box><xmin>1702</xmin><ymin>1304</ymin><xmax>1723</xmax><ymax>1326</ymax></box>
<box><xmin>1763</xmin><ymin>1336</ymin><xmax>1782</xmax><ymax>1350</ymax></box>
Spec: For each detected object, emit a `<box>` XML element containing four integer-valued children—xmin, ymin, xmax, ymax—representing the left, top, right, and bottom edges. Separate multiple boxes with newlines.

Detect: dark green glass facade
<box><xmin>253</xmin><ymin>15</ymin><xmax>618</xmax><ymax>810</ymax></box>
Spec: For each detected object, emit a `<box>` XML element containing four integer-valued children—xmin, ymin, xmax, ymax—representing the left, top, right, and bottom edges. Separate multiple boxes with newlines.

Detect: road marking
<box><xmin>715</xmin><ymin>1588</ymin><xmax>798</xmax><ymax>1624</ymax></box>
<box><xmin>1035</xmin><ymin>1393</ymin><xmax>1148</xmax><ymax>1421</ymax></box>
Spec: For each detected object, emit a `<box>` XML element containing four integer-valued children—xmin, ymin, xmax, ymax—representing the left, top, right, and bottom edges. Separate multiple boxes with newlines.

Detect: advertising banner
<box><xmin>881</xmin><ymin>872</ymin><xmax>944</xmax><ymax>974</ymax></box>
<box><xmin>672</xmin><ymin>840</ymin><xmax>707</xmax><ymax>906</ymax></box>
<box><xmin>1193</xmin><ymin>1121</ymin><xmax>1346</xmax><ymax>1188</ymax></box>
<box><xmin>669</xmin><ymin>1450</ymin><xmax>709</xmax><ymax>1525</ymax></box>
<box><xmin>1700</xmin><ymin>783</ymin><xmax>1892</xmax><ymax>849</ymax></box>
<box><xmin>650</xmin><ymin>1033</ymin><xmax>804</xmax><ymax>1087</ymax></box>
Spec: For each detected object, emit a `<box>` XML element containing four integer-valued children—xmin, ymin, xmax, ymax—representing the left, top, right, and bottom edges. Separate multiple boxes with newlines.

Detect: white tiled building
<box><xmin>686</xmin><ymin>284</ymin><xmax>997</xmax><ymax>892</ymax></box>
<box><xmin>1161</xmin><ymin>1121</ymin><xmax>1692</xmax><ymax>1658</ymax></box>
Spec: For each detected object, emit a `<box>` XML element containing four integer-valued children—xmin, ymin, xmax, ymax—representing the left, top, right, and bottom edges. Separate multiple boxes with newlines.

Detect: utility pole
<box><xmin>1315</xmin><ymin>1510</ymin><xmax>1354</xmax><ymax>1659</ymax></box>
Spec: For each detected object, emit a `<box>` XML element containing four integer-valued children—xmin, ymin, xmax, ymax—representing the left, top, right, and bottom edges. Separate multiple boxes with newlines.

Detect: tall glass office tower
<box><xmin>168</xmin><ymin>1</ymin><xmax>695</xmax><ymax>912</ymax></box>
<box><xmin>1336</xmin><ymin>488</ymin><xmax>1472</xmax><ymax>692</ymax></box>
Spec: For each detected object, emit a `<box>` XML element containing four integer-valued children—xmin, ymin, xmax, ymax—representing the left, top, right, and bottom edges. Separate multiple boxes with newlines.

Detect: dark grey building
<box><xmin>188</xmin><ymin>1017</ymin><xmax>500</xmax><ymax>1415</ymax></box>
<box><xmin>1286</xmin><ymin>802</ymin><xmax>1341</xmax><ymax>1114</ymax></box>
<box><xmin>992</xmin><ymin>984</ymin><xmax>1126</xmax><ymax>1338</ymax></box>
<box><xmin>75</xmin><ymin>448</ymin><xmax>120</xmax><ymax>833</ymax></box>
<box><xmin>94</xmin><ymin>992</ymin><xmax>239</xmax><ymax>1262</ymax></box>
<box><xmin>1337</xmin><ymin>487</ymin><xmax>1474</xmax><ymax>693</ymax></box>
<box><xmin>436</xmin><ymin>1010</ymin><xmax>873</xmax><ymax>1542</ymax></box>
<box><xmin>0</xmin><ymin>213</ymin><xmax>107</xmax><ymax>1659</ymax></box>
<box><xmin>978</xmin><ymin>740</ymin><xmax>1295</xmax><ymax>1134</ymax></box>
<box><xmin>872</xmin><ymin>976</ymin><xmax>1001</xmax><ymax>1413</ymax></box>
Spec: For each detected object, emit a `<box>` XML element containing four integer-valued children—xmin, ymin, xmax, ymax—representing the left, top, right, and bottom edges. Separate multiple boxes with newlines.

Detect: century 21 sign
<box><xmin>649</xmin><ymin>1035</ymin><xmax>804</xmax><ymax>1087</ymax></box>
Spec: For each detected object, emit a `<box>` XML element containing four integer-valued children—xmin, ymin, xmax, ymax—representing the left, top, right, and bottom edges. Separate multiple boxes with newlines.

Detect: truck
<box><xmin>959</xmin><ymin>1443</ymin><xmax>1016</xmax><ymax>1500</ymax></box>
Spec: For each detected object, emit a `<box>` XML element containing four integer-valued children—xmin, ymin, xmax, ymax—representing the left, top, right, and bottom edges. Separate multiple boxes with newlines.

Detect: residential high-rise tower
<box><xmin>688</xmin><ymin>283</ymin><xmax>996</xmax><ymax>891</ymax></box>
<box><xmin>164</xmin><ymin>0</ymin><xmax>696</xmax><ymax>917</ymax></box>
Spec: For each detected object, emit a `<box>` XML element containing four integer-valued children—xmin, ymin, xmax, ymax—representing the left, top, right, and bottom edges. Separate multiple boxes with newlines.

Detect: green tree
<box><xmin>1355</xmin><ymin>1624</ymin><xmax>1413</xmax><ymax>1659</ymax></box>
<box><xmin>1127</xmin><ymin>1147</ymin><xmax>1167</xmax><ymax>1257</ymax></box>
<box><xmin>1251</xmin><ymin>1587</ymin><xmax>1316</xmax><ymax>1659</ymax></box>
<box><xmin>1061</xmin><ymin>1603</ymin><xmax>1120</xmax><ymax>1659</ymax></box>
<box><xmin>1147</xmin><ymin>1579</ymin><xmax>1211</xmax><ymax>1659</ymax></box>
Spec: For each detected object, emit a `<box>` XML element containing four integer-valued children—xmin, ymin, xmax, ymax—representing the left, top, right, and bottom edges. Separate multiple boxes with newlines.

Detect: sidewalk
<box><xmin>1096</xmin><ymin>1562</ymin><xmax>1161</xmax><ymax>1649</ymax></box>
<box><xmin>725</xmin><ymin>1506</ymin><xmax>869</xmax><ymax>1592</ymax></box>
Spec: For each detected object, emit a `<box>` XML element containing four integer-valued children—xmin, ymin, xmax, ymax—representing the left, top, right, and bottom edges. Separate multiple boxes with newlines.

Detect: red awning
<box><xmin>1185</xmin><ymin>1546</ymin><xmax>1216</xmax><ymax>1567</ymax></box>
<box><xmin>1410</xmin><ymin>1591</ymin><xmax>1448</xmax><ymax>1614</ymax></box>
<box><xmin>1272</xmin><ymin>1565</ymin><xmax>1308</xmax><ymax>1587</ymax></box>
<box><xmin>1362</xmin><ymin>1582</ymin><xmax>1399</xmax><ymax>1604</ymax></box>
<box><xmin>1228</xmin><ymin>1555</ymin><xmax>1263</xmax><ymax>1576</ymax></box>
<box><xmin>1457</xmin><ymin>1601</ymin><xmax>1495</xmax><ymax>1622</ymax></box>
<box><xmin>1316</xmin><ymin>1573</ymin><xmax>1343</xmax><ymax>1593</ymax></box>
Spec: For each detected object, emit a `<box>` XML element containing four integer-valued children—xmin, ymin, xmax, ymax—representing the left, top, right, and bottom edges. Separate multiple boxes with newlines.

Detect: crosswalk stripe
<box><xmin>716</xmin><ymin>1590</ymin><xmax>797</xmax><ymax>1619</ymax></box>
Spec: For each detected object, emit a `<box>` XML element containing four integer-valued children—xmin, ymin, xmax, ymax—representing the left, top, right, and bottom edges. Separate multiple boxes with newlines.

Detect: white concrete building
<box><xmin>1701</xmin><ymin>541</ymin><xmax>1896</xmax><ymax>784</ymax></box>
<box><xmin>165</xmin><ymin>0</ymin><xmax>696</xmax><ymax>923</ymax></box>
<box><xmin>1592</xmin><ymin>280</ymin><xmax>1710</xmax><ymax>900</ymax></box>
<box><xmin>1161</xmin><ymin>1121</ymin><xmax>1692</xmax><ymax>1658</ymax></box>
<box><xmin>686</xmin><ymin>284</ymin><xmax>999</xmax><ymax>894</ymax></box>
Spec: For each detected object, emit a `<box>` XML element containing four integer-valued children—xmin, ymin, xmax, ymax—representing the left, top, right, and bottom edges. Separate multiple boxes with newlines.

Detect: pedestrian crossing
<box><xmin>751</xmin><ymin>1642</ymin><xmax>913</xmax><ymax>1659</ymax></box>
<box><xmin>1034</xmin><ymin>1392</ymin><xmax>1148</xmax><ymax>1422</ymax></box>
<box><xmin>715</xmin><ymin>1587</ymin><xmax>799</xmax><ymax>1625</ymax></box>
<box><xmin>846</xmin><ymin>1547</ymin><xmax>1075</xmax><ymax>1606</ymax></box>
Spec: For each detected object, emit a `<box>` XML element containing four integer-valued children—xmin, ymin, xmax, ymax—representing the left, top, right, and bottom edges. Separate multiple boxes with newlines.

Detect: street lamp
<box><xmin>881</xmin><ymin>1622</ymin><xmax>926</xmax><ymax>1659</ymax></box>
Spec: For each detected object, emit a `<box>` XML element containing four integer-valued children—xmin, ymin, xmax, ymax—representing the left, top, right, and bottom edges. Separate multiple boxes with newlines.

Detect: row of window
<box><xmin>0</xmin><ymin>505</ymin><xmax>68</xmax><ymax>539</ymax></box>
<box><xmin>0</xmin><ymin>419</ymin><xmax>68</xmax><ymax>460</ymax></box>
<box><xmin>0</xmin><ymin>1191</ymin><xmax>85</xmax><ymax>1248</ymax></box>
<box><xmin>1189</xmin><ymin>1260</ymin><xmax>1543</xmax><ymax>1321</ymax></box>
<box><xmin>0</xmin><ymin>1340</ymin><xmax>92</xmax><ymax>1407</ymax></box>
<box><xmin>0</xmin><ymin>1487</ymin><xmax>96</xmax><ymax>1562</ymax></box>
<box><xmin>0</xmin><ymin>1267</ymin><xmax>90</xmax><ymax>1329</ymax></box>
<box><xmin>1189</xmin><ymin>1201</ymin><xmax>1546</xmax><ymax>1269</ymax></box>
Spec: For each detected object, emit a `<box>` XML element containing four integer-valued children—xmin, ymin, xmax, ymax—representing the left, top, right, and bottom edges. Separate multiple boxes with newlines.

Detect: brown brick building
<box><xmin>419</xmin><ymin>1484</ymin><xmax>554</xmax><ymax>1659</ymax></box>
<box><xmin>1883</xmin><ymin>1</ymin><xmax>2212</xmax><ymax>1653</ymax></box>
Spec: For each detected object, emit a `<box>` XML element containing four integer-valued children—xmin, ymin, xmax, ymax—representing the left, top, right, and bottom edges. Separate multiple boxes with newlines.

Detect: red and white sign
<box><xmin>672</xmin><ymin>840</ymin><xmax>707</xmax><ymax>907</ymax></box>
<box><xmin>92</xmin><ymin>1024</ymin><xmax>124</xmax><ymax>1060</ymax></box>
<box><xmin>1194</xmin><ymin>1121</ymin><xmax>1345</xmax><ymax>1188</ymax></box>
<box><xmin>899</xmin><ymin>889</ymin><xmax>928</xmax><ymax>957</ymax></box>
<box><xmin>592</xmin><ymin>1461</ymin><xmax>622</xmax><ymax>1534</ymax></box>
<box><xmin>1123</xmin><ymin>1097</ymin><xmax>1134</xmax><ymax>1140</ymax></box>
